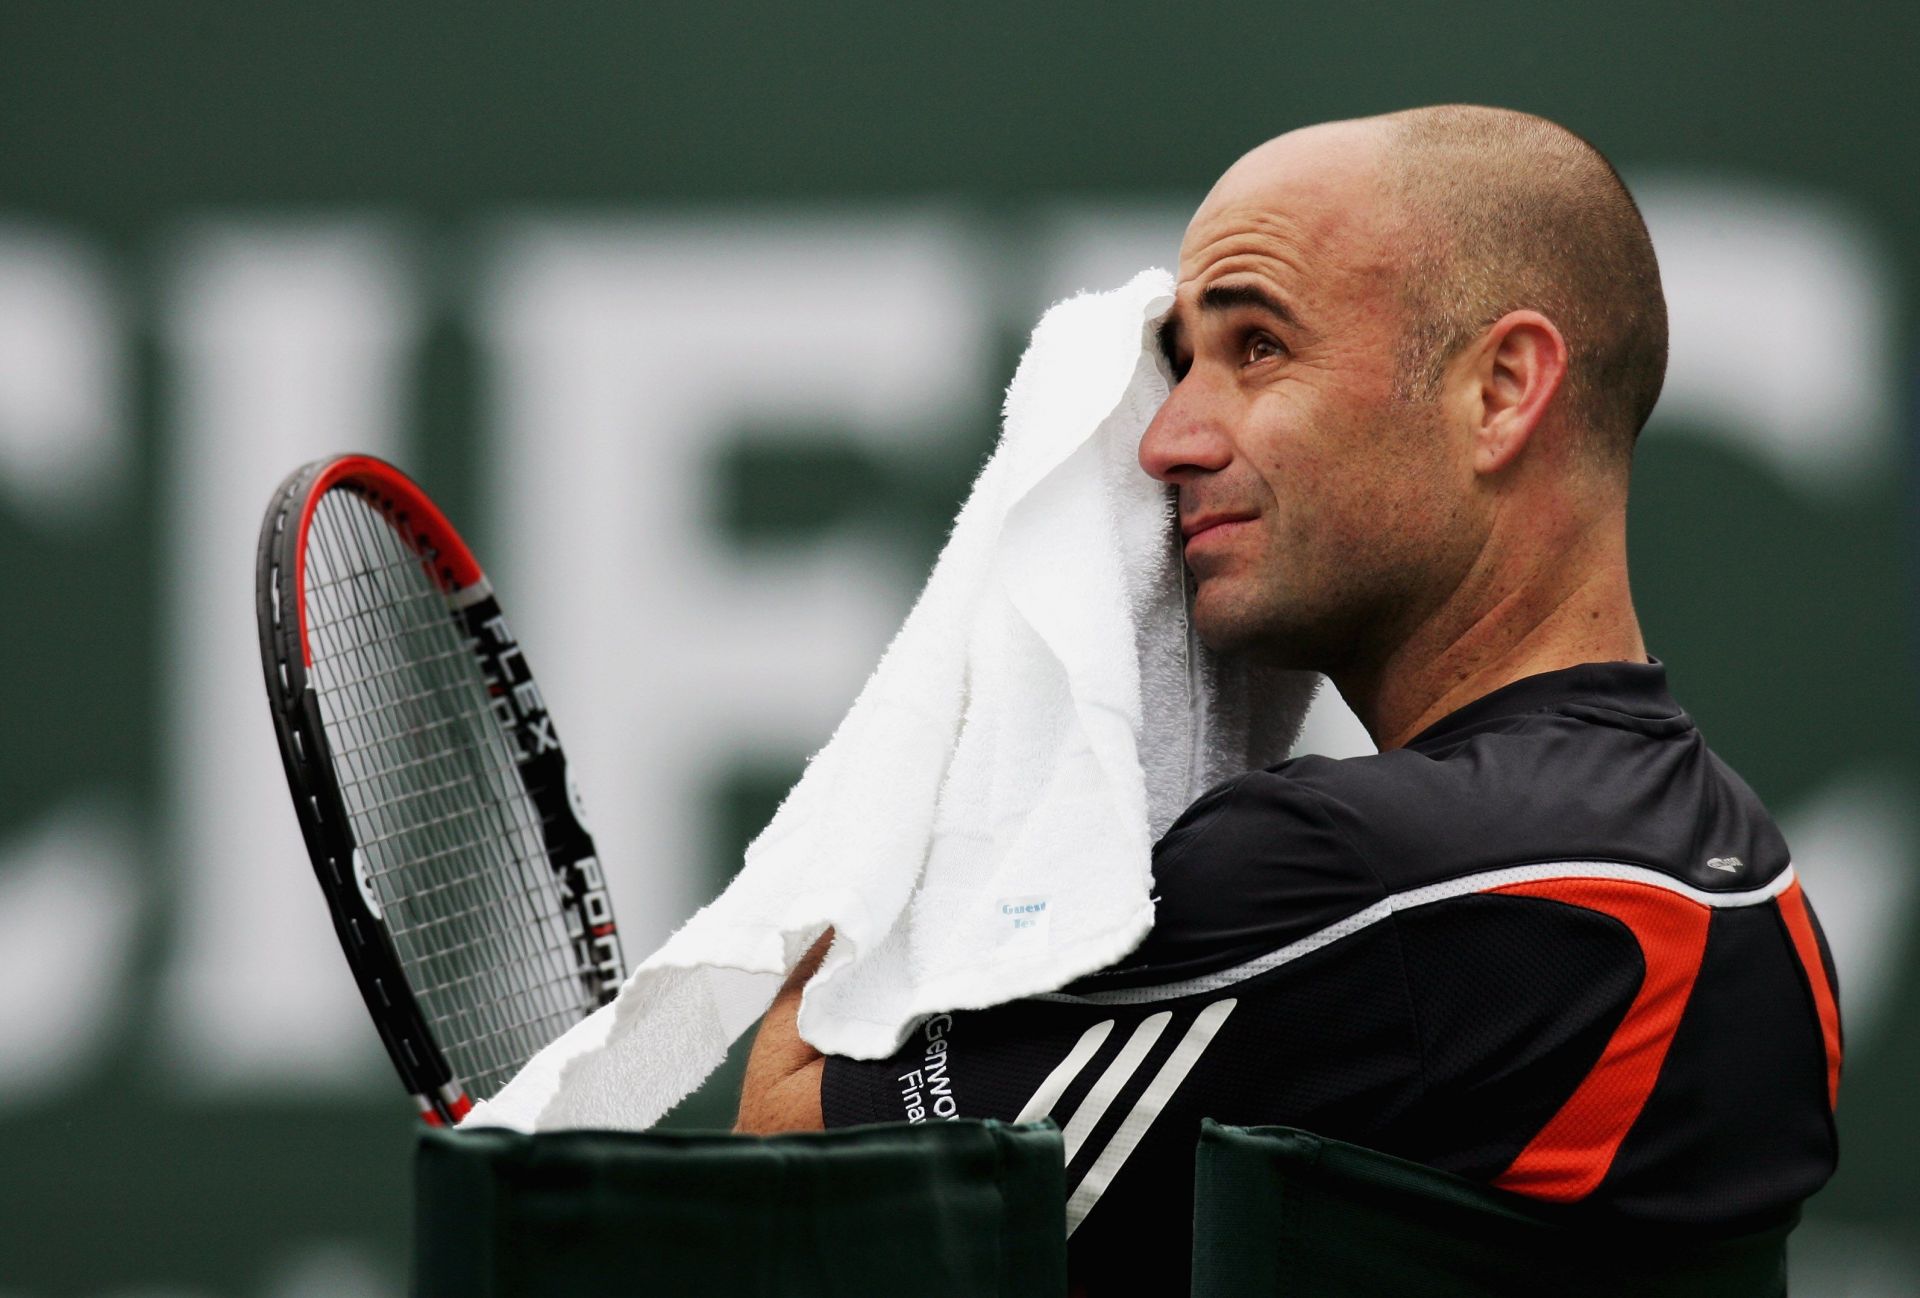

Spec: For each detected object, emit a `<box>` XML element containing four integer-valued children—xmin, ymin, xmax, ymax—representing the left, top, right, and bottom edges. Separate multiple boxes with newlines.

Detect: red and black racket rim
<box><xmin>256</xmin><ymin>454</ymin><xmax>624</xmax><ymax>1126</ymax></box>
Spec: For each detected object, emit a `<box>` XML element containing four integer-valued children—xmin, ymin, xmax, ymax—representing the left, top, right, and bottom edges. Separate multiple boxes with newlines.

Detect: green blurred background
<box><xmin>1</xmin><ymin>3</ymin><xmax>1913</xmax><ymax>1293</ymax></box>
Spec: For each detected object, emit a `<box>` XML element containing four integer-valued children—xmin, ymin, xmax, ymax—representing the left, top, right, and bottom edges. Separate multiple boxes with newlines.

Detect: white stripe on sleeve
<box><xmin>1067</xmin><ymin>998</ymin><xmax>1238</xmax><ymax>1235</ymax></box>
<box><xmin>1058</xmin><ymin>1011</ymin><xmax>1172</xmax><ymax>1164</ymax></box>
<box><xmin>1014</xmin><ymin>1018</ymin><xmax>1115</xmax><ymax>1124</ymax></box>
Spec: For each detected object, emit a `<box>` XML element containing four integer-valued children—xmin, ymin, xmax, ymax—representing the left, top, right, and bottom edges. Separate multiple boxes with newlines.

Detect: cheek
<box><xmin>1242</xmin><ymin>399</ymin><xmax>1365</xmax><ymax>547</ymax></box>
<box><xmin>1259</xmin><ymin>401</ymin><xmax>1449</xmax><ymax>571</ymax></box>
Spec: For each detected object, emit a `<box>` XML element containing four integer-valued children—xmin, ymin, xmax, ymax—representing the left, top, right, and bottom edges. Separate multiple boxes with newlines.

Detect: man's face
<box><xmin>1141</xmin><ymin>126</ymin><xmax>1473</xmax><ymax>671</ymax></box>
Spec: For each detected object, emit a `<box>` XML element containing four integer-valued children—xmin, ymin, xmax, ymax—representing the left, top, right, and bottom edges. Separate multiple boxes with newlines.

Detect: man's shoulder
<box><xmin>1093</xmin><ymin>669</ymin><xmax>1796</xmax><ymax>994</ymax></box>
<box><xmin>1139</xmin><ymin>700</ymin><xmax>1790</xmax><ymax>963</ymax></box>
<box><xmin>1157</xmin><ymin>735</ymin><xmax>1533</xmax><ymax>896</ymax></box>
<box><xmin>1070</xmin><ymin>738</ymin><xmax>1575</xmax><ymax>994</ymax></box>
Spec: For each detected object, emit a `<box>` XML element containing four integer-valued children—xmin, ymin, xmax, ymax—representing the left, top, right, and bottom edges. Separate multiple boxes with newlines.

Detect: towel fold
<box><xmin>465</xmin><ymin>268</ymin><xmax>1318</xmax><ymax>1133</ymax></box>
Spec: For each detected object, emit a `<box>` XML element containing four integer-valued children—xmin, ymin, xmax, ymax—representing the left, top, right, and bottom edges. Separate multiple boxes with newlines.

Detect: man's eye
<box><xmin>1244</xmin><ymin>334</ymin><xmax>1284</xmax><ymax>365</ymax></box>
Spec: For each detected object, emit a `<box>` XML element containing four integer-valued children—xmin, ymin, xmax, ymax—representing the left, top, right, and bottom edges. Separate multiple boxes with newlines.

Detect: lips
<box><xmin>1181</xmin><ymin>512</ymin><xmax>1257</xmax><ymax>544</ymax></box>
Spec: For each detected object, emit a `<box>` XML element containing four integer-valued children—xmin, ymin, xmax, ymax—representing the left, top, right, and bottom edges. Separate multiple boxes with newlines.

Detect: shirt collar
<box><xmin>1404</xmin><ymin>658</ymin><xmax>1687</xmax><ymax>750</ymax></box>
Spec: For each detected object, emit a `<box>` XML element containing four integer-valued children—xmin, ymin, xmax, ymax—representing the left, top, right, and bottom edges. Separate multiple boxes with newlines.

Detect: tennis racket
<box><xmin>255</xmin><ymin>453</ymin><xmax>624</xmax><ymax>1125</ymax></box>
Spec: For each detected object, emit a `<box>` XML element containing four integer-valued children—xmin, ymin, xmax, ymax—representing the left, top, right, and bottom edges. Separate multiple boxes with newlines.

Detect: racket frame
<box><xmin>256</xmin><ymin>454</ymin><xmax>623</xmax><ymax>1125</ymax></box>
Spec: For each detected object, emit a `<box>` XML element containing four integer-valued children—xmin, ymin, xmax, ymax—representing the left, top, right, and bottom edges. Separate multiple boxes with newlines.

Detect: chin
<box><xmin>1189</xmin><ymin>591</ymin><xmax>1264</xmax><ymax>655</ymax></box>
<box><xmin>1191</xmin><ymin>587</ymin><xmax>1330</xmax><ymax>670</ymax></box>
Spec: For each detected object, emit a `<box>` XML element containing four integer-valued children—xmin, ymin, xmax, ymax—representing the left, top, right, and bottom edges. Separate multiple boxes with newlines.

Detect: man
<box><xmin>735</xmin><ymin>106</ymin><xmax>1842</xmax><ymax>1293</ymax></box>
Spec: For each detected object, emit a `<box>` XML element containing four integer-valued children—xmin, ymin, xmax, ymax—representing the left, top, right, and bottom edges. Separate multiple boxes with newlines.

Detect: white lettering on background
<box><xmin>477</xmin><ymin>217</ymin><xmax>985</xmax><ymax>954</ymax></box>
<box><xmin>157</xmin><ymin>223</ymin><xmax>416</xmax><ymax>1086</ymax></box>
<box><xmin>0</xmin><ymin>223</ymin><xmax>127</xmax><ymax>525</ymax></box>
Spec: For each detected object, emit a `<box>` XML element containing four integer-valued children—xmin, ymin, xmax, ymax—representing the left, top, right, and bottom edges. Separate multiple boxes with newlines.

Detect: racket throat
<box><xmin>418</xmin><ymin>1084</ymin><xmax>474</xmax><ymax>1127</ymax></box>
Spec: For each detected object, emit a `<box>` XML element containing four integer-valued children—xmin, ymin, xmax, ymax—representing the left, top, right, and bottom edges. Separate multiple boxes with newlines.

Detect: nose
<box><xmin>1138</xmin><ymin>377</ymin><xmax>1233</xmax><ymax>483</ymax></box>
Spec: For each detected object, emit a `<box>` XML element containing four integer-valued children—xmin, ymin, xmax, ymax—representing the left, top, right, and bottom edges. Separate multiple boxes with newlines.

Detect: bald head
<box><xmin>1192</xmin><ymin>107</ymin><xmax>1666</xmax><ymax>471</ymax></box>
<box><xmin>1376</xmin><ymin>106</ymin><xmax>1668</xmax><ymax>466</ymax></box>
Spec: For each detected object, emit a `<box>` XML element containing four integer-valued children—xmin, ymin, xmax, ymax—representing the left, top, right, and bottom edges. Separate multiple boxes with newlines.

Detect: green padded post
<box><xmin>1191</xmin><ymin>1122</ymin><xmax>1794</xmax><ymax>1298</ymax></box>
<box><xmin>413</xmin><ymin>1119</ymin><xmax>1066</xmax><ymax>1298</ymax></box>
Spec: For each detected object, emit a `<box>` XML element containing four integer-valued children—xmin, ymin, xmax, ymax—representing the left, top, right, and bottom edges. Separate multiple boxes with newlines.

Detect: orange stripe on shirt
<box><xmin>1489</xmin><ymin>877</ymin><xmax>1711</xmax><ymax>1203</ymax></box>
<box><xmin>1775</xmin><ymin>880</ymin><xmax>1842</xmax><ymax>1109</ymax></box>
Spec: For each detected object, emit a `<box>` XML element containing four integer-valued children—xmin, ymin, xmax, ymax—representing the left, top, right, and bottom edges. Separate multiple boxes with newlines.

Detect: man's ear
<box><xmin>1460</xmin><ymin>310</ymin><xmax>1568</xmax><ymax>476</ymax></box>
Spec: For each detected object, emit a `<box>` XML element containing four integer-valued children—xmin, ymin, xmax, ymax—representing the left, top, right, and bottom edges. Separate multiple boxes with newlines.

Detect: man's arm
<box><xmin>733</xmin><ymin>929</ymin><xmax>833</xmax><ymax>1134</ymax></box>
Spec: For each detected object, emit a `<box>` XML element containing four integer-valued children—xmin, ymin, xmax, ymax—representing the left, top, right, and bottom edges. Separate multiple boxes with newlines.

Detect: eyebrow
<box><xmin>1199</xmin><ymin>282</ymin><xmax>1302</xmax><ymax>328</ymax></box>
<box><xmin>1157</xmin><ymin>281</ymin><xmax>1303</xmax><ymax>363</ymax></box>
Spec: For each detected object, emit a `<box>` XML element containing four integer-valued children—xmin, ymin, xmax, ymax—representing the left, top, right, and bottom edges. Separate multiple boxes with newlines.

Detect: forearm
<box><xmin>733</xmin><ymin>929</ymin><xmax>833</xmax><ymax>1134</ymax></box>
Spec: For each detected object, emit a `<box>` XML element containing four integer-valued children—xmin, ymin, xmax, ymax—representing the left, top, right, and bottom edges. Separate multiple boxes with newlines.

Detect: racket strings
<box><xmin>302</xmin><ymin>550</ymin><xmax>438</xmax><ymax>600</ymax></box>
<box><xmin>303</xmin><ymin>511</ymin><xmax>573</xmax><ymax>1090</ymax></box>
<box><xmin>306</xmin><ymin>512</ymin><xmax>583</xmax><ymax>1094</ymax></box>
<box><xmin>303</xmin><ymin>489</ymin><xmax>595</xmax><ymax>1099</ymax></box>
<box><xmin>306</xmin><ymin>643</ymin><xmax>477</xmax><ymax>713</ymax></box>
<box><xmin>309</xmin><ymin>494</ymin><xmax>586</xmax><ymax>1082</ymax></box>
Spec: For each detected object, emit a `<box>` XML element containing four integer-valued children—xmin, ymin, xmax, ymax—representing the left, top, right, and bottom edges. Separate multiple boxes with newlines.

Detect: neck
<box><xmin>1333</xmin><ymin>512</ymin><xmax>1646</xmax><ymax>751</ymax></box>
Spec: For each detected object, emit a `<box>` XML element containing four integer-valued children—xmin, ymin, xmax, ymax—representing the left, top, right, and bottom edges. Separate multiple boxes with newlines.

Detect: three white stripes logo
<box><xmin>1015</xmin><ymin>999</ymin><xmax>1239</xmax><ymax>1234</ymax></box>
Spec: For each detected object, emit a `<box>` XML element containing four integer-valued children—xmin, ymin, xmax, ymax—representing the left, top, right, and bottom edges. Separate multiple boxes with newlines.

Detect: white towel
<box><xmin>464</xmin><ymin>268</ymin><xmax>1318</xmax><ymax>1133</ymax></box>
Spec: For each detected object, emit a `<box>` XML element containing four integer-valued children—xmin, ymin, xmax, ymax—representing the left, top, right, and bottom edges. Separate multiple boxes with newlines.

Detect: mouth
<box><xmin>1180</xmin><ymin>513</ymin><xmax>1257</xmax><ymax>548</ymax></box>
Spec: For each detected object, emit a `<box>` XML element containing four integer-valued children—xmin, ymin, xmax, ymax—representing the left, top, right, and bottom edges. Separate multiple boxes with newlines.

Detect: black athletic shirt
<box><xmin>820</xmin><ymin>661</ymin><xmax>1842</xmax><ymax>1294</ymax></box>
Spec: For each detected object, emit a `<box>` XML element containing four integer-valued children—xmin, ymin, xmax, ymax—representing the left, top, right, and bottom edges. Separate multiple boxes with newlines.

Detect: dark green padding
<box><xmin>1191</xmin><ymin>1122</ymin><xmax>1793</xmax><ymax>1298</ymax></box>
<box><xmin>413</xmin><ymin>1119</ymin><xmax>1066</xmax><ymax>1298</ymax></box>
